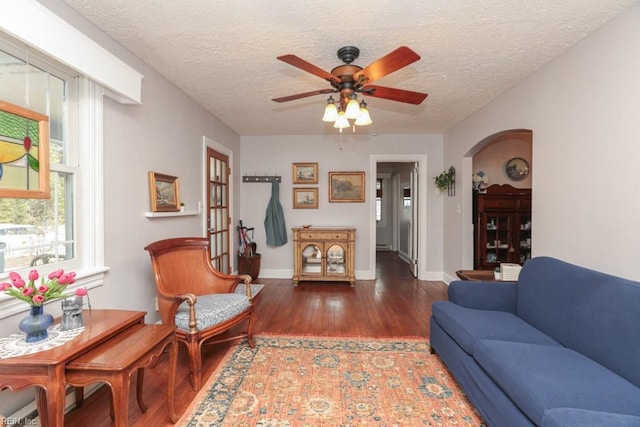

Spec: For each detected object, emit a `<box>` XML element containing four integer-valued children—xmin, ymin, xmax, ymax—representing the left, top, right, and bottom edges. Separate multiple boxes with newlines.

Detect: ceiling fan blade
<box><xmin>272</xmin><ymin>89</ymin><xmax>335</xmax><ymax>103</ymax></box>
<box><xmin>362</xmin><ymin>85</ymin><xmax>428</xmax><ymax>105</ymax></box>
<box><xmin>353</xmin><ymin>46</ymin><xmax>420</xmax><ymax>84</ymax></box>
<box><xmin>277</xmin><ymin>54</ymin><xmax>342</xmax><ymax>84</ymax></box>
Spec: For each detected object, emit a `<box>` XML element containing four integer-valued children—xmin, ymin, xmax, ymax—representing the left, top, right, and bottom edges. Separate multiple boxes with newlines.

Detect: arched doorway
<box><xmin>466</xmin><ymin>129</ymin><xmax>532</xmax><ymax>270</ymax></box>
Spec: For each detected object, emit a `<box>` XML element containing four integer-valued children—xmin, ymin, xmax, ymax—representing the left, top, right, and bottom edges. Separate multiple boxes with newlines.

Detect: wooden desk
<box><xmin>0</xmin><ymin>309</ymin><xmax>146</xmax><ymax>427</ymax></box>
<box><xmin>456</xmin><ymin>270</ymin><xmax>496</xmax><ymax>281</ymax></box>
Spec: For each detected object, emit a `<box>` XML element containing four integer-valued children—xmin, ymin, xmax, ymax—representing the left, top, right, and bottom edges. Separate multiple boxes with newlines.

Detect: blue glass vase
<box><xmin>19</xmin><ymin>305</ymin><xmax>54</xmax><ymax>343</ymax></box>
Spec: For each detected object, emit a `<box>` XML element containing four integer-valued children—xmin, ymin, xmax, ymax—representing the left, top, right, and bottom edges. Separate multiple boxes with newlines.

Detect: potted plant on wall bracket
<box><xmin>433</xmin><ymin>167</ymin><xmax>456</xmax><ymax>196</ymax></box>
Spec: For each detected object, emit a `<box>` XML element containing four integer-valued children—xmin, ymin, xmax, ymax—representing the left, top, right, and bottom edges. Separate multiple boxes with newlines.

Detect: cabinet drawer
<box><xmin>481</xmin><ymin>198</ymin><xmax>517</xmax><ymax>209</ymax></box>
<box><xmin>302</xmin><ymin>231</ymin><xmax>350</xmax><ymax>240</ymax></box>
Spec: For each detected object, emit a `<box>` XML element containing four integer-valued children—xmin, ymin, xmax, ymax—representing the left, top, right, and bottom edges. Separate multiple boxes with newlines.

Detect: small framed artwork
<box><xmin>148</xmin><ymin>172</ymin><xmax>180</xmax><ymax>212</ymax></box>
<box><xmin>0</xmin><ymin>100</ymin><xmax>50</xmax><ymax>199</ymax></box>
<box><xmin>292</xmin><ymin>162</ymin><xmax>318</xmax><ymax>184</ymax></box>
<box><xmin>293</xmin><ymin>187</ymin><xmax>318</xmax><ymax>209</ymax></box>
<box><xmin>329</xmin><ymin>171</ymin><xmax>365</xmax><ymax>203</ymax></box>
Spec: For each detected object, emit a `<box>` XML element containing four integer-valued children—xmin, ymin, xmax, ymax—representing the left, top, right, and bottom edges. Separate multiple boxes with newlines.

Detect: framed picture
<box><xmin>292</xmin><ymin>162</ymin><xmax>318</xmax><ymax>184</ymax></box>
<box><xmin>148</xmin><ymin>172</ymin><xmax>180</xmax><ymax>212</ymax></box>
<box><xmin>0</xmin><ymin>100</ymin><xmax>50</xmax><ymax>199</ymax></box>
<box><xmin>293</xmin><ymin>187</ymin><xmax>318</xmax><ymax>209</ymax></box>
<box><xmin>329</xmin><ymin>171</ymin><xmax>365</xmax><ymax>203</ymax></box>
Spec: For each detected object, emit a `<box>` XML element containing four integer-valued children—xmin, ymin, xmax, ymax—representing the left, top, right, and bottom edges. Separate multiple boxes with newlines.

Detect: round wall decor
<box><xmin>505</xmin><ymin>157</ymin><xmax>530</xmax><ymax>181</ymax></box>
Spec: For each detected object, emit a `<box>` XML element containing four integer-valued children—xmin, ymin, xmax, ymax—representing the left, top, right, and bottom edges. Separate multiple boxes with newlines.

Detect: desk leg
<box><xmin>75</xmin><ymin>386</ymin><xmax>85</xmax><ymax>408</ymax></box>
<box><xmin>36</xmin><ymin>364</ymin><xmax>66</xmax><ymax>427</ymax></box>
<box><xmin>167</xmin><ymin>335</ymin><xmax>178</xmax><ymax>423</ymax></box>
<box><xmin>35</xmin><ymin>387</ymin><xmax>49</xmax><ymax>427</ymax></box>
<box><xmin>110</xmin><ymin>375</ymin><xmax>130</xmax><ymax>427</ymax></box>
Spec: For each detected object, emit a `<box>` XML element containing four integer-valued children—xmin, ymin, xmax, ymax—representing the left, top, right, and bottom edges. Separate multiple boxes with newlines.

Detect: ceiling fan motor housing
<box><xmin>336</xmin><ymin>46</ymin><xmax>360</xmax><ymax>64</ymax></box>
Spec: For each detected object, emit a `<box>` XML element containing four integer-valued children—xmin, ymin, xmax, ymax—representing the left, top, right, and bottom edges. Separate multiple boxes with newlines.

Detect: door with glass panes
<box><xmin>207</xmin><ymin>147</ymin><xmax>231</xmax><ymax>273</ymax></box>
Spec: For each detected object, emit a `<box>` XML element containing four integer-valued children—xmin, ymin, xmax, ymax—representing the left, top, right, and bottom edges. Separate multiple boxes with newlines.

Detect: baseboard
<box><xmin>9</xmin><ymin>384</ymin><xmax>103</xmax><ymax>424</ymax></box>
<box><xmin>376</xmin><ymin>243</ymin><xmax>392</xmax><ymax>251</ymax></box>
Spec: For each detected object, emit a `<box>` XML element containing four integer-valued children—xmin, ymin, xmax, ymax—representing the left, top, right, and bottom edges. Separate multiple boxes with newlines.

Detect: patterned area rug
<box><xmin>179</xmin><ymin>335</ymin><xmax>483</xmax><ymax>426</ymax></box>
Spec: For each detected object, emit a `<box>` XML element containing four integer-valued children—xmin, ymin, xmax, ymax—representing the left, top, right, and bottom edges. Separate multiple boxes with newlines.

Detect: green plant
<box><xmin>433</xmin><ymin>170</ymin><xmax>454</xmax><ymax>191</ymax></box>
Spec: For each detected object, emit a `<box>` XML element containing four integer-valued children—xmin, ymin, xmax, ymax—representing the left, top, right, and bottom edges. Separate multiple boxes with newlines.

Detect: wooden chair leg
<box><xmin>247</xmin><ymin>311</ymin><xmax>256</xmax><ymax>349</ymax></box>
<box><xmin>187</xmin><ymin>342</ymin><xmax>203</xmax><ymax>391</ymax></box>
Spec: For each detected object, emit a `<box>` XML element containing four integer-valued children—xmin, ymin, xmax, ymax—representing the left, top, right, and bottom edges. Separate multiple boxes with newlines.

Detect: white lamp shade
<box><xmin>355</xmin><ymin>101</ymin><xmax>372</xmax><ymax>126</ymax></box>
<box><xmin>355</xmin><ymin>107</ymin><xmax>372</xmax><ymax>126</ymax></box>
<box><xmin>344</xmin><ymin>96</ymin><xmax>361</xmax><ymax>119</ymax></box>
<box><xmin>333</xmin><ymin>110</ymin><xmax>350</xmax><ymax>129</ymax></box>
<box><xmin>322</xmin><ymin>102</ymin><xmax>338</xmax><ymax>122</ymax></box>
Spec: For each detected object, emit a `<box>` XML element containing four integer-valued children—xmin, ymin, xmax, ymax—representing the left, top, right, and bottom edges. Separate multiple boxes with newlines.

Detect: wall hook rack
<box><xmin>242</xmin><ymin>174</ymin><xmax>281</xmax><ymax>183</ymax></box>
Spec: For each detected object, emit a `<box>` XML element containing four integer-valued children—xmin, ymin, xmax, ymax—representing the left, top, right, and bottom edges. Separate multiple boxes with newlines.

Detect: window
<box><xmin>0</xmin><ymin>38</ymin><xmax>106</xmax><ymax>318</ymax></box>
<box><xmin>375</xmin><ymin>179</ymin><xmax>383</xmax><ymax>222</ymax></box>
<box><xmin>0</xmin><ymin>46</ymin><xmax>74</xmax><ymax>273</ymax></box>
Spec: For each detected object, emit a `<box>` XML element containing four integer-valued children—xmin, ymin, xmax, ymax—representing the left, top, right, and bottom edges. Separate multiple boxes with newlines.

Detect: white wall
<box><xmin>444</xmin><ymin>3</ymin><xmax>640</xmax><ymax>281</ymax></box>
<box><xmin>239</xmin><ymin>134</ymin><xmax>443</xmax><ymax>279</ymax></box>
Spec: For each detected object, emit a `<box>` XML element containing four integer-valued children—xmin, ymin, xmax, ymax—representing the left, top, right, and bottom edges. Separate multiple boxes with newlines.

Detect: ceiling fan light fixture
<box><xmin>355</xmin><ymin>100</ymin><xmax>372</xmax><ymax>126</ymax></box>
<box><xmin>322</xmin><ymin>96</ymin><xmax>338</xmax><ymax>122</ymax></box>
<box><xmin>273</xmin><ymin>46</ymin><xmax>426</xmax><ymax>132</ymax></box>
<box><xmin>344</xmin><ymin>94</ymin><xmax>361</xmax><ymax>119</ymax></box>
<box><xmin>333</xmin><ymin>109</ymin><xmax>350</xmax><ymax>129</ymax></box>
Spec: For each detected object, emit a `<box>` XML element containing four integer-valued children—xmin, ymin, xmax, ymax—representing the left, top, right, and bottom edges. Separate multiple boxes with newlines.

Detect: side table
<box><xmin>0</xmin><ymin>309</ymin><xmax>146</xmax><ymax>427</ymax></box>
<box><xmin>456</xmin><ymin>270</ymin><xmax>516</xmax><ymax>282</ymax></box>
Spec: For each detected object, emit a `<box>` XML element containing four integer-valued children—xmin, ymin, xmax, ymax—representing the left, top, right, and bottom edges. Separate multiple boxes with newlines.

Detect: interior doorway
<box><xmin>370</xmin><ymin>154</ymin><xmax>428</xmax><ymax>280</ymax></box>
<box><xmin>466</xmin><ymin>129</ymin><xmax>533</xmax><ymax>270</ymax></box>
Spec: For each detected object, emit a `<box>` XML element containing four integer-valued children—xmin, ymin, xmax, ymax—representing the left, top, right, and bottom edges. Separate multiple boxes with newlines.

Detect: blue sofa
<box><xmin>430</xmin><ymin>256</ymin><xmax>640</xmax><ymax>426</ymax></box>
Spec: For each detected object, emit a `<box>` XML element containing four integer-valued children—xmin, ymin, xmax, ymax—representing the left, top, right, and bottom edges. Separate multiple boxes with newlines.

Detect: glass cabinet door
<box><xmin>518</xmin><ymin>213</ymin><xmax>532</xmax><ymax>263</ymax></box>
<box><xmin>483</xmin><ymin>213</ymin><xmax>512</xmax><ymax>265</ymax></box>
<box><xmin>325</xmin><ymin>244</ymin><xmax>346</xmax><ymax>274</ymax></box>
<box><xmin>302</xmin><ymin>244</ymin><xmax>322</xmax><ymax>274</ymax></box>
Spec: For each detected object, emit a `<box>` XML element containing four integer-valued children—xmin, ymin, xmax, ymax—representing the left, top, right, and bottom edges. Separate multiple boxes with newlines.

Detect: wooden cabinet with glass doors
<box><xmin>474</xmin><ymin>185</ymin><xmax>531</xmax><ymax>270</ymax></box>
<box><xmin>292</xmin><ymin>227</ymin><xmax>356</xmax><ymax>286</ymax></box>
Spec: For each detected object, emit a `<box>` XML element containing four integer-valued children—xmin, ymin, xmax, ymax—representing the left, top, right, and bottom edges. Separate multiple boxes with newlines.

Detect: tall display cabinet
<box><xmin>474</xmin><ymin>185</ymin><xmax>532</xmax><ymax>270</ymax></box>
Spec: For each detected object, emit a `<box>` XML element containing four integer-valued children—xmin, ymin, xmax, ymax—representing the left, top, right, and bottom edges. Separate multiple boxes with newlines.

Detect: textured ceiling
<box><xmin>63</xmin><ymin>0</ymin><xmax>638</xmax><ymax>136</ymax></box>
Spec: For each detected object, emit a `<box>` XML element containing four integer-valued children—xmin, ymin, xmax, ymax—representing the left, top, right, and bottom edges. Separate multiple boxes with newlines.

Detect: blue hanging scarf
<box><xmin>264</xmin><ymin>181</ymin><xmax>288</xmax><ymax>246</ymax></box>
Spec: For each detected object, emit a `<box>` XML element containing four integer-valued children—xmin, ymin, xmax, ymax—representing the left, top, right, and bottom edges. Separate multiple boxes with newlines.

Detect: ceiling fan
<box><xmin>272</xmin><ymin>46</ymin><xmax>428</xmax><ymax>108</ymax></box>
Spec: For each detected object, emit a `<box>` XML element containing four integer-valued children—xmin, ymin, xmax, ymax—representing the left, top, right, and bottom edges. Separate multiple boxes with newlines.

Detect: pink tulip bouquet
<box><xmin>0</xmin><ymin>269</ymin><xmax>86</xmax><ymax>307</ymax></box>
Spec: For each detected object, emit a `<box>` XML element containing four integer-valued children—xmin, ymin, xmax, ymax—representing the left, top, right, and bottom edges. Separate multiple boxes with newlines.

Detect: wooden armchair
<box><xmin>144</xmin><ymin>237</ymin><xmax>256</xmax><ymax>391</ymax></box>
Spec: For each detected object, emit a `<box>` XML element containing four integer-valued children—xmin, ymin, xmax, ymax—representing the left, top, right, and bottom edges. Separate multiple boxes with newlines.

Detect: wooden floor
<box><xmin>63</xmin><ymin>251</ymin><xmax>449</xmax><ymax>426</ymax></box>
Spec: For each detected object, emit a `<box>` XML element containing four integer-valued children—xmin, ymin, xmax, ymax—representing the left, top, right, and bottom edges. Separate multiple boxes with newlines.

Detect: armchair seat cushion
<box><xmin>175</xmin><ymin>293</ymin><xmax>251</xmax><ymax>332</ymax></box>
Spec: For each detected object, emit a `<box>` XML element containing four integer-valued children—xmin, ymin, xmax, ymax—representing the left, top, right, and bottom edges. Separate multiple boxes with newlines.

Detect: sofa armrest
<box><xmin>448</xmin><ymin>280</ymin><xmax>517</xmax><ymax>313</ymax></box>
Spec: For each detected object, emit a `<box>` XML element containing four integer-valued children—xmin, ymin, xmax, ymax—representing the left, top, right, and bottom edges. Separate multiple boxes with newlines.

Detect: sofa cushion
<box><xmin>431</xmin><ymin>301</ymin><xmax>561</xmax><ymax>355</ymax></box>
<box><xmin>517</xmin><ymin>256</ymin><xmax>640</xmax><ymax>388</ymax></box>
<box><xmin>542</xmin><ymin>408</ymin><xmax>640</xmax><ymax>427</ymax></box>
<box><xmin>474</xmin><ymin>340</ymin><xmax>640</xmax><ymax>425</ymax></box>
